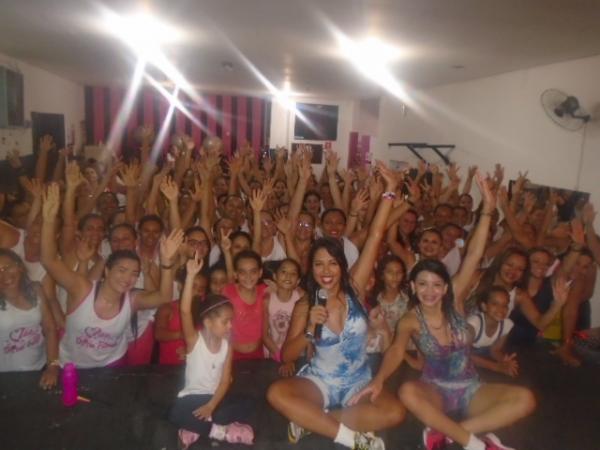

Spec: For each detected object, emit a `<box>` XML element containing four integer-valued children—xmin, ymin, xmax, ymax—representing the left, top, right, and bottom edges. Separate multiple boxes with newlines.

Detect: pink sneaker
<box><xmin>224</xmin><ymin>422</ymin><xmax>254</xmax><ymax>445</ymax></box>
<box><xmin>178</xmin><ymin>429</ymin><xmax>200</xmax><ymax>450</ymax></box>
<box><xmin>483</xmin><ymin>433</ymin><xmax>515</xmax><ymax>450</ymax></box>
<box><xmin>423</xmin><ymin>427</ymin><xmax>448</xmax><ymax>450</ymax></box>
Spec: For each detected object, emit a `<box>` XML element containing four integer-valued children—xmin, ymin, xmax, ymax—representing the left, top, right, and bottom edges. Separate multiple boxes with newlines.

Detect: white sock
<box><xmin>464</xmin><ymin>434</ymin><xmax>486</xmax><ymax>450</ymax></box>
<box><xmin>334</xmin><ymin>423</ymin><xmax>356</xmax><ymax>448</ymax></box>
<box><xmin>208</xmin><ymin>423</ymin><xmax>227</xmax><ymax>441</ymax></box>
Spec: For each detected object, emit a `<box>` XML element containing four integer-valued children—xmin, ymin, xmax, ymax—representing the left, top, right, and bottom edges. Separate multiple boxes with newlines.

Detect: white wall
<box><xmin>270</xmin><ymin>97</ymin><xmax>355</xmax><ymax>175</ymax></box>
<box><xmin>0</xmin><ymin>53</ymin><xmax>85</xmax><ymax>157</ymax></box>
<box><xmin>376</xmin><ymin>53</ymin><xmax>600</xmax><ymax>325</ymax></box>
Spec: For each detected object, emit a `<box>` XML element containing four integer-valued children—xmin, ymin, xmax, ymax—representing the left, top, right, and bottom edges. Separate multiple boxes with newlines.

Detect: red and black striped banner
<box><xmin>84</xmin><ymin>86</ymin><xmax>271</xmax><ymax>156</ymax></box>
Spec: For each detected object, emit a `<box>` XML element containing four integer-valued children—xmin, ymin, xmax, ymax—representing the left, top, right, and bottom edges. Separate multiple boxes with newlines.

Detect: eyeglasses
<box><xmin>297</xmin><ymin>222</ymin><xmax>313</xmax><ymax>229</ymax></box>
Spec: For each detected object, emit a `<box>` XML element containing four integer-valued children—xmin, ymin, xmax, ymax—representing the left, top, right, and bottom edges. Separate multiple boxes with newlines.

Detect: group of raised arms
<box><xmin>1</xmin><ymin>129</ymin><xmax>598</xmax><ymax>450</ymax></box>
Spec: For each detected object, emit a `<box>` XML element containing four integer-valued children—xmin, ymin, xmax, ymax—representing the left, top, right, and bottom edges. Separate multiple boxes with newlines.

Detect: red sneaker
<box><xmin>483</xmin><ymin>433</ymin><xmax>515</xmax><ymax>450</ymax></box>
<box><xmin>422</xmin><ymin>427</ymin><xmax>448</xmax><ymax>450</ymax></box>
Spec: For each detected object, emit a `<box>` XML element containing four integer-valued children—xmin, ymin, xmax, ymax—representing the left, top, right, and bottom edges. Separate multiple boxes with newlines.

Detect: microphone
<box><xmin>314</xmin><ymin>288</ymin><xmax>328</xmax><ymax>340</ymax></box>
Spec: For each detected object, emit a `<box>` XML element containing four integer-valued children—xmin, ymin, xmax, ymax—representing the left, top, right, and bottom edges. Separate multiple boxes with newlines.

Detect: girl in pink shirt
<box><xmin>222</xmin><ymin>250</ymin><xmax>267</xmax><ymax>360</ymax></box>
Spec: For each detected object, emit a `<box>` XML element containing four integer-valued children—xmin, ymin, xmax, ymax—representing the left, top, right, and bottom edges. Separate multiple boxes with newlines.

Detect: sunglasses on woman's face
<box><xmin>0</xmin><ymin>264</ymin><xmax>19</xmax><ymax>274</ymax></box>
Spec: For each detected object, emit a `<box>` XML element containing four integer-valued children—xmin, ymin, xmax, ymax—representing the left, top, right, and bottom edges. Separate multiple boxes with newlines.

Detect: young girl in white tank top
<box><xmin>169</xmin><ymin>253</ymin><xmax>254</xmax><ymax>449</ymax></box>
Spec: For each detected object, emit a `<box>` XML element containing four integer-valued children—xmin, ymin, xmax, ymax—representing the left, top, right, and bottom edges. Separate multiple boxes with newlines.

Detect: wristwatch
<box><xmin>304</xmin><ymin>329</ymin><xmax>315</xmax><ymax>342</ymax></box>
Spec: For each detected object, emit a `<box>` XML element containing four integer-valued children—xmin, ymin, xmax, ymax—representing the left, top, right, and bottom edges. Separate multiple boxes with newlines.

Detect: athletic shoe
<box><xmin>288</xmin><ymin>421</ymin><xmax>311</xmax><ymax>443</ymax></box>
<box><xmin>422</xmin><ymin>427</ymin><xmax>448</xmax><ymax>450</ymax></box>
<box><xmin>353</xmin><ymin>431</ymin><xmax>386</xmax><ymax>450</ymax></box>
<box><xmin>483</xmin><ymin>433</ymin><xmax>515</xmax><ymax>450</ymax></box>
<box><xmin>178</xmin><ymin>429</ymin><xmax>200</xmax><ymax>450</ymax></box>
<box><xmin>224</xmin><ymin>422</ymin><xmax>254</xmax><ymax>445</ymax></box>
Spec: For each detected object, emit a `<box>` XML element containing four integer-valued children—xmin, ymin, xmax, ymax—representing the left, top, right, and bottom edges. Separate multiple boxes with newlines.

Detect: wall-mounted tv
<box><xmin>294</xmin><ymin>103</ymin><xmax>338</xmax><ymax>141</ymax></box>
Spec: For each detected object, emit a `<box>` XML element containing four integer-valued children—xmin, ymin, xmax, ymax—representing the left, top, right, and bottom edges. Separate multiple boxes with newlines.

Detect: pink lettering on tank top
<box><xmin>3</xmin><ymin>326</ymin><xmax>42</xmax><ymax>354</ymax></box>
<box><xmin>75</xmin><ymin>326</ymin><xmax>119</xmax><ymax>350</ymax></box>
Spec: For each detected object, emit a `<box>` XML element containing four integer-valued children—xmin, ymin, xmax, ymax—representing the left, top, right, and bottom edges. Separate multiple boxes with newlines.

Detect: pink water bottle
<box><xmin>61</xmin><ymin>362</ymin><xmax>78</xmax><ymax>407</ymax></box>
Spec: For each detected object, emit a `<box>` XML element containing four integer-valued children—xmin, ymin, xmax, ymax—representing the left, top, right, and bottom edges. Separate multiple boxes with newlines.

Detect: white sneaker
<box><xmin>353</xmin><ymin>431</ymin><xmax>386</xmax><ymax>450</ymax></box>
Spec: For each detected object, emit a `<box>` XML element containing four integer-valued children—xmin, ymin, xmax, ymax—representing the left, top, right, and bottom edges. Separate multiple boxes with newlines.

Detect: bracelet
<box><xmin>349</xmin><ymin>212</ymin><xmax>359</xmax><ymax>217</ymax></box>
<box><xmin>480</xmin><ymin>212</ymin><xmax>493</xmax><ymax>217</ymax></box>
<box><xmin>160</xmin><ymin>262</ymin><xmax>176</xmax><ymax>270</ymax></box>
<box><xmin>382</xmin><ymin>191</ymin><xmax>397</xmax><ymax>200</ymax></box>
<box><xmin>48</xmin><ymin>359</ymin><xmax>60</xmax><ymax>368</ymax></box>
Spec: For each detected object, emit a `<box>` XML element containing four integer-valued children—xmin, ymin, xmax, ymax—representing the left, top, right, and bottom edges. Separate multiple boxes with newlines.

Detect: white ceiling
<box><xmin>1</xmin><ymin>0</ymin><xmax>600</xmax><ymax>98</ymax></box>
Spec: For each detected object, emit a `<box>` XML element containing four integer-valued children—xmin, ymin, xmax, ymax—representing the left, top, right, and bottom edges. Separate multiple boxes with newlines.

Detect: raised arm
<box><xmin>61</xmin><ymin>161</ymin><xmax>86</xmax><ymax>254</ymax></box>
<box><xmin>325</xmin><ymin>150</ymin><xmax>344</xmax><ymax>210</ymax></box>
<box><xmin>249</xmin><ymin>189</ymin><xmax>267</xmax><ymax>254</ymax></box>
<box><xmin>582</xmin><ymin>203</ymin><xmax>600</xmax><ymax>265</ymax></box>
<box><xmin>159</xmin><ymin>176</ymin><xmax>182</xmax><ymax>232</ymax></box>
<box><xmin>350</xmin><ymin>161</ymin><xmax>398</xmax><ymax>301</ymax></box>
<box><xmin>180</xmin><ymin>251</ymin><xmax>203</xmax><ymax>352</ymax></box>
<box><xmin>132</xmin><ymin>228</ymin><xmax>183</xmax><ymax>311</ymax></box>
<box><xmin>287</xmin><ymin>154</ymin><xmax>311</xmax><ymax>222</ymax></box>
<box><xmin>35</xmin><ymin>135</ymin><xmax>55</xmax><ymax>182</ymax></box>
<box><xmin>452</xmin><ymin>171</ymin><xmax>495</xmax><ymax>312</ymax></box>
<box><xmin>41</xmin><ymin>183</ymin><xmax>90</xmax><ymax>307</ymax></box>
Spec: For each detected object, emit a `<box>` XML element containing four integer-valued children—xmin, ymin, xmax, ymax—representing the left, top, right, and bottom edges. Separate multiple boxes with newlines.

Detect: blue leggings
<box><xmin>169</xmin><ymin>394</ymin><xmax>254</xmax><ymax>434</ymax></box>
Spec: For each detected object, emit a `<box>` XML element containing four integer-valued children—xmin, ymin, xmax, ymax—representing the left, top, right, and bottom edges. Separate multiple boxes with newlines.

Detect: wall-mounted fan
<box><xmin>541</xmin><ymin>89</ymin><xmax>591</xmax><ymax>131</ymax></box>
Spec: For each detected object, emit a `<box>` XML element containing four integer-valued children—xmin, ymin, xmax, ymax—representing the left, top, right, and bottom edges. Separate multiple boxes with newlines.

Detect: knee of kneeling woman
<box><xmin>397</xmin><ymin>382</ymin><xmax>419</xmax><ymax>407</ymax></box>
<box><xmin>266</xmin><ymin>380</ymin><xmax>286</xmax><ymax>409</ymax></box>
<box><xmin>519</xmin><ymin>388</ymin><xmax>536</xmax><ymax>416</ymax></box>
<box><xmin>389</xmin><ymin>400</ymin><xmax>407</xmax><ymax>425</ymax></box>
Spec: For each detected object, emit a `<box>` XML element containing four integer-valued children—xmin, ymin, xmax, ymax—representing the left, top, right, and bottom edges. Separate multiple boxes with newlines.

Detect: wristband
<box><xmin>304</xmin><ymin>329</ymin><xmax>315</xmax><ymax>342</ymax></box>
<box><xmin>382</xmin><ymin>191</ymin><xmax>397</xmax><ymax>200</ymax></box>
<box><xmin>160</xmin><ymin>262</ymin><xmax>176</xmax><ymax>270</ymax></box>
<box><xmin>48</xmin><ymin>359</ymin><xmax>61</xmax><ymax>368</ymax></box>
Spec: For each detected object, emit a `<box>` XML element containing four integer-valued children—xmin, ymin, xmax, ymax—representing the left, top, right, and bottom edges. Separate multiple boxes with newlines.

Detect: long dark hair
<box><xmin>0</xmin><ymin>249</ymin><xmax>38</xmax><ymax>310</ymax></box>
<box><xmin>479</xmin><ymin>247</ymin><xmax>529</xmax><ymax>294</ymax></box>
<box><xmin>370</xmin><ymin>254</ymin><xmax>407</xmax><ymax>308</ymax></box>
<box><xmin>304</xmin><ymin>237</ymin><xmax>359</xmax><ymax>307</ymax></box>
<box><xmin>407</xmin><ymin>259</ymin><xmax>455</xmax><ymax>323</ymax></box>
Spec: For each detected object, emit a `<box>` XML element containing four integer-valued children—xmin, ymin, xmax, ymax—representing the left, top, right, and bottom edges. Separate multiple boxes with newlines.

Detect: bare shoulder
<box><xmin>397</xmin><ymin>309</ymin><xmax>419</xmax><ymax>333</ymax></box>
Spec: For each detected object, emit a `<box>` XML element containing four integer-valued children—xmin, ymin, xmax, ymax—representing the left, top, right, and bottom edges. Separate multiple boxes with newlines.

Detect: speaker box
<box><xmin>0</xmin><ymin>67</ymin><xmax>25</xmax><ymax>128</ymax></box>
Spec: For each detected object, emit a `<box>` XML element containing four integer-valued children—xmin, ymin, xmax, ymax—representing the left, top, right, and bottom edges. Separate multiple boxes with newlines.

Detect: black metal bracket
<box><xmin>388</xmin><ymin>142</ymin><xmax>455</xmax><ymax>166</ymax></box>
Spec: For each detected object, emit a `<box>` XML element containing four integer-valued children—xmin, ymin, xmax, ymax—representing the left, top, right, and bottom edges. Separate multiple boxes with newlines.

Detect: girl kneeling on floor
<box><xmin>169</xmin><ymin>252</ymin><xmax>254</xmax><ymax>449</ymax></box>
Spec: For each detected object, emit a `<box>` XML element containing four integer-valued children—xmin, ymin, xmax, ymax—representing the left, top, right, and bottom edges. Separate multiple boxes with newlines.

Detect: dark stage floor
<box><xmin>1</xmin><ymin>341</ymin><xmax>598</xmax><ymax>450</ymax></box>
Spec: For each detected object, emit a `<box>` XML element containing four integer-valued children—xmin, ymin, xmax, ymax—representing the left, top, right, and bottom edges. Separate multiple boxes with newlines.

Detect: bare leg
<box><xmin>328</xmin><ymin>388</ymin><xmax>405</xmax><ymax>432</ymax></box>
<box><xmin>267</xmin><ymin>377</ymin><xmax>339</xmax><ymax>439</ymax></box>
<box><xmin>554</xmin><ymin>293</ymin><xmax>583</xmax><ymax>366</ymax></box>
<box><xmin>461</xmin><ymin>383</ymin><xmax>536</xmax><ymax>434</ymax></box>
<box><xmin>398</xmin><ymin>380</ymin><xmax>471</xmax><ymax>446</ymax></box>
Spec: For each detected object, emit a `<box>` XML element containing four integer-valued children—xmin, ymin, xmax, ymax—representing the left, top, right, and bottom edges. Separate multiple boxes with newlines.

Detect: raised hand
<box><xmin>160</xmin><ymin>228</ymin><xmax>184</xmax><ymax>264</ymax></box>
<box><xmin>325</xmin><ymin>149</ymin><xmax>340</xmax><ymax>177</ymax></box>
<box><xmin>262</xmin><ymin>155</ymin><xmax>274</xmax><ymax>174</ymax></box>
<box><xmin>40</xmin><ymin>135</ymin><xmax>56</xmax><ymax>154</ymax></box>
<box><xmin>219</xmin><ymin>228</ymin><xmax>232</xmax><ymax>252</ymax></box>
<box><xmin>65</xmin><ymin>161</ymin><xmax>86</xmax><ymax>191</ymax></box>
<box><xmin>186</xmin><ymin>250</ymin><xmax>204</xmax><ymax>276</ymax></box>
<box><xmin>375</xmin><ymin>160</ymin><xmax>399</xmax><ymax>192</ymax></box>
<box><xmin>276</xmin><ymin>215</ymin><xmax>293</xmax><ymax>236</ymax></box>
<box><xmin>42</xmin><ymin>183</ymin><xmax>60</xmax><ymax>220</ymax></box>
<box><xmin>474</xmin><ymin>169</ymin><xmax>496</xmax><ymax>214</ymax></box>
<box><xmin>467</xmin><ymin>165</ymin><xmax>478</xmax><ymax>178</ymax></box>
<box><xmin>160</xmin><ymin>176</ymin><xmax>179</xmax><ymax>202</ymax></box>
<box><xmin>22</xmin><ymin>178</ymin><xmax>44</xmax><ymax>198</ymax></box>
<box><xmin>582</xmin><ymin>202</ymin><xmax>596</xmax><ymax>226</ymax></box>
<box><xmin>552</xmin><ymin>275</ymin><xmax>571</xmax><ymax>307</ymax></box>
<box><xmin>249</xmin><ymin>189</ymin><xmax>267</xmax><ymax>212</ymax></box>
<box><xmin>351</xmin><ymin>188</ymin><xmax>370</xmax><ymax>215</ymax></box>
<box><xmin>120</xmin><ymin>162</ymin><xmax>141</xmax><ymax>188</ymax></box>
<box><xmin>522</xmin><ymin>191</ymin><xmax>537</xmax><ymax>214</ymax></box>
<box><xmin>569</xmin><ymin>218</ymin><xmax>585</xmax><ymax>246</ymax></box>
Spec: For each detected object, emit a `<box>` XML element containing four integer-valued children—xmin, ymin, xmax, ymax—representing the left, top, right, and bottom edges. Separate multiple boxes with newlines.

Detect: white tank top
<box><xmin>262</xmin><ymin>237</ymin><xmax>288</xmax><ymax>262</ymax></box>
<box><xmin>178</xmin><ymin>332</ymin><xmax>228</xmax><ymax>397</ymax></box>
<box><xmin>12</xmin><ymin>230</ymin><xmax>47</xmax><ymax>283</ymax></box>
<box><xmin>0</xmin><ymin>297</ymin><xmax>46</xmax><ymax>371</ymax></box>
<box><xmin>57</xmin><ymin>259</ymin><xmax>97</xmax><ymax>313</ymax></box>
<box><xmin>267</xmin><ymin>290</ymin><xmax>301</xmax><ymax>351</ymax></box>
<box><xmin>60</xmin><ymin>282</ymin><xmax>132</xmax><ymax>368</ymax></box>
<box><xmin>126</xmin><ymin>273</ymin><xmax>156</xmax><ymax>342</ymax></box>
<box><xmin>508</xmin><ymin>287</ymin><xmax>517</xmax><ymax>314</ymax></box>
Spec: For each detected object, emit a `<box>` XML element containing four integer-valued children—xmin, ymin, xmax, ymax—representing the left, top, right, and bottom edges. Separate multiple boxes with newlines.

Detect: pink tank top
<box><xmin>158</xmin><ymin>300</ymin><xmax>185</xmax><ymax>365</ymax></box>
<box><xmin>267</xmin><ymin>289</ymin><xmax>301</xmax><ymax>352</ymax></box>
<box><xmin>59</xmin><ymin>282</ymin><xmax>132</xmax><ymax>368</ymax></box>
<box><xmin>223</xmin><ymin>283</ymin><xmax>267</xmax><ymax>347</ymax></box>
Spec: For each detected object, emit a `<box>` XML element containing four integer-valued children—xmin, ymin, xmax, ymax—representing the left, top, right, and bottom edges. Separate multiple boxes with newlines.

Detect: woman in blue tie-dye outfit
<box><xmin>267</xmin><ymin>162</ymin><xmax>405</xmax><ymax>450</ymax></box>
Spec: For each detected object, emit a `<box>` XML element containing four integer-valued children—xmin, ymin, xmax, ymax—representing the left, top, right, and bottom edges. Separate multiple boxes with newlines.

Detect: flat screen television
<box><xmin>294</xmin><ymin>103</ymin><xmax>338</xmax><ymax>141</ymax></box>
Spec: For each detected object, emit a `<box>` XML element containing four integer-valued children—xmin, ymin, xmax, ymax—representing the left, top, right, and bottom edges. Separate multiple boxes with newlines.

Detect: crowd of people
<box><xmin>0</xmin><ymin>128</ymin><xmax>598</xmax><ymax>450</ymax></box>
